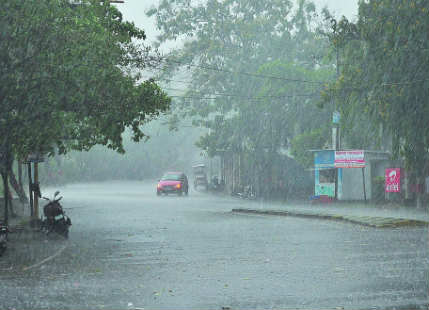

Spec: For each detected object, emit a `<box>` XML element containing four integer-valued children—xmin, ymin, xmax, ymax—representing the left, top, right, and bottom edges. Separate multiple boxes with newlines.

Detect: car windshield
<box><xmin>1</xmin><ymin>1</ymin><xmax>428</xmax><ymax>310</ymax></box>
<box><xmin>161</xmin><ymin>173</ymin><xmax>181</xmax><ymax>181</ymax></box>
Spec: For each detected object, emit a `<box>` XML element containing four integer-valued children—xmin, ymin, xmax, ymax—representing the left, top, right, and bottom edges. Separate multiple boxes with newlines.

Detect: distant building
<box><xmin>310</xmin><ymin>149</ymin><xmax>390</xmax><ymax>201</ymax></box>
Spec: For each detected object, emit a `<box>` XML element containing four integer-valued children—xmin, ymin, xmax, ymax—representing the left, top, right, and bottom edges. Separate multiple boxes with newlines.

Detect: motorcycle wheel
<box><xmin>53</xmin><ymin>220</ymin><xmax>69</xmax><ymax>239</ymax></box>
<box><xmin>0</xmin><ymin>236</ymin><xmax>7</xmax><ymax>256</ymax></box>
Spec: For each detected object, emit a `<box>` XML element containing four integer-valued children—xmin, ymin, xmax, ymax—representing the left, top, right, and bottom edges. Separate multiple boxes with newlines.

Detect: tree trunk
<box><xmin>1</xmin><ymin>150</ymin><xmax>16</xmax><ymax>222</ymax></box>
<box><xmin>9</xmin><ymin>167</ymin><xmax>28</xmax><ymax>204</ymax></box>
<box><xmin>7</xmin><ymin>182</ymin><xmax>17</xmax><ymax>218</ymax></box>
<box><xmin>18</xmin><ymin>161</ymin><xmax>24</xmax><ymax>193</ymax></box>
<box><xmin>1</xmin><ymin>172</ymin><xmax>9</xmax><ymax>225</ymax></box>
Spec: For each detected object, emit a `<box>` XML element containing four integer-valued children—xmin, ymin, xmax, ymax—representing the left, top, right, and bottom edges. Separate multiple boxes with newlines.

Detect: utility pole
<box><xmin>25</xmin><ymin>153</ymin><xmax>44</xmax><ymax>225</ymax></box>
<box><xmin>334</xmin><ymin>44</ymin><xmax>340</xmax><ymax>201</ymax></box>
<box><xmin>28</xmin><ymin>163</ymin><xmax>33</xmax><ymax>218</ymax></box>
<box><xmin>70</xmin><ymin>0</ymin><xmax>124</xmax><ymax>5</ymax></box>
<box><xmin>33</xmin><ymin>162</ymin><xmax>39</xmax><ymax>220</ymax></box>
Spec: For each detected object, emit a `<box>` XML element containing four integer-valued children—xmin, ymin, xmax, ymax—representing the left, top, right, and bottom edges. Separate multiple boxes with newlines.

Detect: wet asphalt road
<box><xmin>1</xmin><ymin>181</ymin><xmax>428</xmax><ymax>310</ymax></box>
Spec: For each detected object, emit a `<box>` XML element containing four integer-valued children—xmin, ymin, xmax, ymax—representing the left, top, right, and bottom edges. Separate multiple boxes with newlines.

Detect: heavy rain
<box><xmin>1</xmin><ymin>0</ymin><xmax>428</xmax><ymax>309</ymax></box>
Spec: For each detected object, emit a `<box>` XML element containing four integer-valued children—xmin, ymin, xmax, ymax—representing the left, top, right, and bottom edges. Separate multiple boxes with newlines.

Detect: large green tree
<box><xmin>0</xmin><ymin>0</ymin><xmax>171</xmax><ymax>220</ymax></box>
<box><xmin>149</xmin><ymin>0</ymin><xmax>334</xmax><ymax>198</ymax></box>
<box><xmin>323</xmin><ymin>0</ymin><xmax>429</xmax><ymax>206</ymax></box>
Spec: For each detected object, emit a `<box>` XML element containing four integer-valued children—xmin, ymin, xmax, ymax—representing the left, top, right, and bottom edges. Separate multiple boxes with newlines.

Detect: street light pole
<box><xmin>334</xmin><ymin>44</ymin><xmax>340</xmax><ymax>201</ymax></box>
<box><xmin>28</xmin><ymin>163</ymin><xmax>33</xmax><ymax>218</ymax></box>
<box><xmin>33</xmin><ymin>162</ymin><xmax>39</xmax><ymax>220</ymax></box>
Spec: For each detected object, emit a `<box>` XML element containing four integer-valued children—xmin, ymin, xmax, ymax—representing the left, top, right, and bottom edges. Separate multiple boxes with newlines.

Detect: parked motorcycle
<box><xmin>40</xmin><ymin>191</ymin><xmax>71</xmax><ymax>238</ymax></box>
<box><xmin>208</xmin><ymin>176</ymin><xmax>224</xmax><ymax>192</ymax></box>
<box><xmin>0</xmin><ymin>221</ymin><xmax>8</xmax><ymax>256</ymax></box>
<box><xmin>235</xmin><ymin>184</ymin><xmax>257</xmax><ymax>200</ymax></box>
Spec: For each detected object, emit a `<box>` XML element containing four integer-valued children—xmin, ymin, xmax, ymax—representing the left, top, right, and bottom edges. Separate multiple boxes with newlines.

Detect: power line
<box><xmin>169</xmin><ymin>92</ymin><xmax>320</xmax><ymax>101</ymax></box>
<box><xmin>163</xmin><ymin>87</ymin><xmax>320</xmax><ymax>100</ymax></box>
<box><xmin>380</xmin><ymin>79</ymin><xmax>429</xmax><ymax>86</ymax></box>
<box><xmin>147</xmin><ymin>73</ymin><xmax>429</xmax><ymax>89</ymax></box>
<box><xmin>143</xmin><ymin>60</ymin><xmax>429</xmax><ymax>90</ymax></box>
<box><xmin>142</xmin><ymin>75</ymin><xmax>194</xmax><ymax>86</ymax></box>
<box><xmin>163</xmin><ymin>59</ymin><xmax>327</xmax><ymax>85</ymax></box>
<box><xmin>327</xmin><ymin>78</ymin><xmax>429</xmax><ymax>94</ymax></box>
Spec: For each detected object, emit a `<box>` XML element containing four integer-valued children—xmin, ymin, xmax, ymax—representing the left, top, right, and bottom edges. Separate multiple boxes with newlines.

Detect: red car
<box><xmin>157</xmin><ymin>172</ymin><xmax>189</xmax><ymax>196</ymax></box>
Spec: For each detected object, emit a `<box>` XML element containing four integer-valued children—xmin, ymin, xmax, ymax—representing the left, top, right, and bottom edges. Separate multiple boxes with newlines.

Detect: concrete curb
<box><xmin>231</xmin><ymin>208</ymin><xmax>429</xmax><ymax>228</ymax></box>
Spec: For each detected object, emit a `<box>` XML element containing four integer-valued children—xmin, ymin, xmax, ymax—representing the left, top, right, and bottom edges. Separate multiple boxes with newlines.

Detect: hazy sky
<box><xmin>116</xmin><ymin>0</ymin><xmax>359</xmax><ymax>48</ymax></box>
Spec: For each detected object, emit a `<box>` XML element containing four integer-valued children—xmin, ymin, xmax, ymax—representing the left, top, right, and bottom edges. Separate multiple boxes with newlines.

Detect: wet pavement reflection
<box><xmin>1</xmin><ymin>181</ymin><xmax>428</xmax><ymax>310</ymax></box>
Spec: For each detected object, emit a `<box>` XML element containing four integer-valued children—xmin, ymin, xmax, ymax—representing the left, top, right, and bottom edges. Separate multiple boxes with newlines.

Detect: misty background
<box><xmin>37</xmin><ymin>0</ymin><xmax>359</xmax><ymax>187</ymax></box>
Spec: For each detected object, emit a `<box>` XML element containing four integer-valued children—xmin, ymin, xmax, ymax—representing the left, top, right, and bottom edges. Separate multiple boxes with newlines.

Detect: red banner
<box><xmin>385</xmin><ymin>168</ymin><xmax>400</xmax><ymax>192</ymax></box>
<box><xmin>334</xmin><ymin>150</ymin><xmax>365</xmax><ymax>168</ymax></box>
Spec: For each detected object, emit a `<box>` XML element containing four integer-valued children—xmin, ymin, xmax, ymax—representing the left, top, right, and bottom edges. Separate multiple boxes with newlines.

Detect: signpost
<box><xmin>332</xmin><ymin>111</ymin><xmax>340</xmax><ymax>124</ymax></box>
<box><xmin>334</xmin><ymin>150</ymin><xmax>365</xmax><ymax>168</ymax></box>
<box><xmin>332</xmin><ymin>111</ymin><xmax>340</xmax><ymax>200</ymax></box>
<box><xmin>385</xmin><ymin>168</ymin><xmax>401</xmax><ymax>193</ymax></box>
<box><xmin>25</xmin><ymin>153</ymin><xmax>45</xmax><ymax>163</ymax></box>
<box><xmin>24</xmin><ymin>153</ymin><xmax>45</xmax><ymax>222</ymax></box>
<box><xmin>28</xmin><ymin>163</ymin><xmax>33</xmax><ymax>217</ymax></box>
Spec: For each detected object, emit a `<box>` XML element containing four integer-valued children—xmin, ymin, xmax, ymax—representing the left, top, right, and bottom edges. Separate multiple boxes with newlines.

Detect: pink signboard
<box><xmin>385</xmin><ymin>168</ymin><xmax>400</xmax><ymax>192</ymax></box>
<box><xmin>334</xmin><ymin>150</ymin><xmax>365</xmax><ymax>168</ymax></box>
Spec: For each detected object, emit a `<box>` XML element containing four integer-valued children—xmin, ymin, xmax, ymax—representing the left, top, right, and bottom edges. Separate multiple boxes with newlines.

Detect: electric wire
<box><xmin>162</xmin><ymin>58</ymin><xmax>326</xmax><ymax>85</ymax></box>
<box><xmin>143</xmin><ymin>61</ymin><xmax>429</xmax><ymax>90</ymax></box>
<box><xmin>163</xmin><ymin>86</ymin><xmax>320</xmax><ymax>99</ymax></box>
<box><xmin>168</xmin><ymin>92</ymin><xmax>320</xmax><ymax>101</ymax></box>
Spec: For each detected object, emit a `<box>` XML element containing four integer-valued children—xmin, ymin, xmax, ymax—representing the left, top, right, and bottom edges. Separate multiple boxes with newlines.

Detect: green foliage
<box><xmin>322</xmin><ymin>0</ymin><xmax>429</xmax><ymax>184</ymax></box>
<box><xmin>148</xmin><ymin>0</ymin><xmax>335</xmax><ymax>198</ymax></box>
<box><xmin>290</xmin><ymin>128</ymin><xmax>327</xmax><ymax>168</ymax></box>
<box><xmin>151</xmin><ymin>1</ymin><xmax>333</xmax><ymax>143</ymax></box>
<box><xmin>38</xmin><ymin>119</ymin><xmax>204</xmax><ymax>184</ymax></box>
<box><xmin>0</xmin><ymin>0</ymin><xmax>170</xmax><ymax>165</ymax></box>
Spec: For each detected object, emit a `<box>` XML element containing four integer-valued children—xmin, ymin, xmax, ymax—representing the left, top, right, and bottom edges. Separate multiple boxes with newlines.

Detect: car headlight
<box><xmin>175</xmin><ymin>183</ymin><xmax>181</xmax><ymax>189</ymax></box>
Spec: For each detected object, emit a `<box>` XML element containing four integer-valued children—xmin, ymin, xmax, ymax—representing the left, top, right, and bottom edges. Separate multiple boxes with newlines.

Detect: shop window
<box><xmin>319</xmin><ymin>169</ymin><xmax>335</xmax><ymax>183</ymax></box>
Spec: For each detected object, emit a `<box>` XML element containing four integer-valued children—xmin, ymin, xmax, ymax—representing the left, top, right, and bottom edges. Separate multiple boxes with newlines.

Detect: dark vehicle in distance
<box><xmin>192</xmin><ymin>164</ymin><xmax>208</xmax><ymax>190</ymax></box>
<box><xmin>157</xmin><ymin>172</ymin><xmax>189</xmax><ymax>196</ymax></box>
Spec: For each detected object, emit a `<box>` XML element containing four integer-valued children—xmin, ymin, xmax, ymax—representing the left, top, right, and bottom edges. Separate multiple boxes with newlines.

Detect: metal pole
<box><xmin>2</xmin><ymin>172</ymin><xmax>8</xmax><ymax>226</ymax></box>
<box><xmin>28</xmin><ymin>163</ymin><xmax>33</xmax><ymax>217</ymax></box>
<box><xmin>362</xmin><ymin>167</ymin><xmax>367</xmax><ymax>203</ymax></box>
<box><xmin>334</xmin><ymin>45</ymin><xmax>340</xmax><ymax>201</ymax></box>
<box><xmin>334</xmin><ymin>130</ymin><xmax>338</xmax><ymax>201</ymax></box>
<box><xmin>34</xmin><ymin>162</ymin><xmax>39</xmax><ymax>219</ymax></box>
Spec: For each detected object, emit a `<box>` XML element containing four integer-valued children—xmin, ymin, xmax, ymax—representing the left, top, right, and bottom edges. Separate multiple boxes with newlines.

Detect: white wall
<box><xmin>340</xmin><ymin>165</ymin><xmax>371</xmax><ymax>201</ymax></box>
